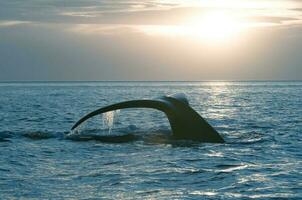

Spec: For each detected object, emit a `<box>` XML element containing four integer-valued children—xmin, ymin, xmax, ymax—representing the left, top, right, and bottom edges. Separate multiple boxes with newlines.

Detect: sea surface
<box><xmin>0</xmin><ymin>81</ymin><xmax>301</xmax><ymax>199</ymax></box>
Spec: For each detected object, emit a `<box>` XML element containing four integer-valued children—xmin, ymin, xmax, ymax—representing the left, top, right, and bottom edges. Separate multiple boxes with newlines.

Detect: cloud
<box><xmin>1</xmin><ymin>1</ymin><xmax>302</xmax><ymax>39</ymax></box>
<box><xmin>1</xmin><ymin>0</ymin><xmax>302</xmax><ymax>26</ymax></box>
<box><xmin>0</xmin><ymin>20</ymin><xmax>31</xmax><ymax>27</ymax></box>
<box><xmin>1</xmin><ymin>0</ymin><xmax>302</xmax><ymax>81</ymax></box>
<box><xmin>68</xmin><ymin>24</ymin><xmax>140</xmax><ymax>35</ymax></box>
<box><xmin>1</xmin><ymin>22</ymin><xmax>302</xmax><ymax>81</ymax></box>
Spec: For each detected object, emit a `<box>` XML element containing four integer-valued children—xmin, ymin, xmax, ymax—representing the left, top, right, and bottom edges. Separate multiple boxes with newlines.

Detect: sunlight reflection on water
<box><xmin>0</xmin><ymin>81</ymin><xmax>301</xmax><ymax>199</ymax></box>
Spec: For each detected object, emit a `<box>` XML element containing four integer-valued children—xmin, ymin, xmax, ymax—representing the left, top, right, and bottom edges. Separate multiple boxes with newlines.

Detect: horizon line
<box><xmin>0</xmin><ymin>80</ymin><xmax>301</xmax><ymax>83</ymax></box>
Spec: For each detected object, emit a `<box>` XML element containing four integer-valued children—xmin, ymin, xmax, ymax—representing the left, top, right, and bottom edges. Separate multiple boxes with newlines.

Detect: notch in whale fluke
<box><xmin>71</xmin><ymin>93</ymin><xmax>224</xmax><ymax>143</ymax></box>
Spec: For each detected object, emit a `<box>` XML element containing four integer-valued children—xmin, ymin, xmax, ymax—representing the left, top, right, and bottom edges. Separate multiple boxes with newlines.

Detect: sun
<box><xmin>185</xmin><ymin>11</ymin><xmax>245</xmax><ymax>42</ymax></box>
<box><xmin>140</xmin><ymin>10</ymin><xmax>247</xmax><ymax>43</ymax></box>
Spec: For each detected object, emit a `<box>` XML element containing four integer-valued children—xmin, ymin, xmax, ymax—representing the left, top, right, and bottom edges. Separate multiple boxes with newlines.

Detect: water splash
<box><xmin>67</xmin><ymin>110</ymin><xmax>120</xmax><ymax>137</ymax></box>
<box><xmin>102</xmin><ymin>110</ymin><xmax>120</xmax><ymax>134</ymax></box>
<box><xmin>68</xmin><ymin>124</ymin><xmax>82</xmax><ymax>136</ymax></box>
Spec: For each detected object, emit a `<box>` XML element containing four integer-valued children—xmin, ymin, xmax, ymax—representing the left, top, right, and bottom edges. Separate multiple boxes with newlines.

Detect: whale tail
<box><xmin>71</xmin><ymin>93</ymin><xmax>224</xmax><ymax>143</ymax></box>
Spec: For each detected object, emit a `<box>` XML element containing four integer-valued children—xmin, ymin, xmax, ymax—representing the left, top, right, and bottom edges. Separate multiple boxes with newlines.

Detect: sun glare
<box><xmin>141</xmin><ymin>10</ymin><xmax>247</xmax><ymax>43</ymax></box>
<box><xmin>185</xmin><ymin>11</ymin><xmax>245</xmax><ymax>41</ymax></box>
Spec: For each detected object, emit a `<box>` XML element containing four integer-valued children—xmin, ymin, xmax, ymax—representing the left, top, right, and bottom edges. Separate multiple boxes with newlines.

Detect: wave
<box><xmin>0</xmin><ymin>131</ymin><xmax>13</xmax><ymax>142</ymax></box>
<box><xmin>65</xmin><ymin>133</ymin><xmax>139</xmax><ymax>143</ymax></box>
<box><xmin>22</xmin><ymin>131</ymin><xmax>57</xmax><ymax>140</ymax></box>
<box><xmin>1</xmin><ymin>126</ymin><xmax>270</xmax><ymax>146</ymax></box>
<box><xmin>226</xmin><ymin>131</ymin><xmax>272</xmax><ymax>145</ymax></box>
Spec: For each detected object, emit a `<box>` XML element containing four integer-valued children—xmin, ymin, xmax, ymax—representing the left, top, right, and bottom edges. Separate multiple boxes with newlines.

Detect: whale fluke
<box><xmin>71</xmin><ymin>93</ymin><xmax>224</xmax><ymax>143</ymax></box>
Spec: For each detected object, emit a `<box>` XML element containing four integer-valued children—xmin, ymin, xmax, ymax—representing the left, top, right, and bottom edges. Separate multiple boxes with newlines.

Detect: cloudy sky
<box><xmin>0</xmin><ymin>0</ymin><xmax>302</xmax><ymax>81</ymax></box>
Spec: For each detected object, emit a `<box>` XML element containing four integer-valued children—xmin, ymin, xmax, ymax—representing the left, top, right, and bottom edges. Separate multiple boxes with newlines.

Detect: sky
<box><xmin>0</xmin><ymin>0</ymin><xmax>302</xmax><ymax>81</ymax></box>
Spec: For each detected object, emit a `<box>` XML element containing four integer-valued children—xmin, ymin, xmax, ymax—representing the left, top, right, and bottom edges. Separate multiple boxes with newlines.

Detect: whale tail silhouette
<box><xmin>71</xmin><ymin>93</ymin><xmax>224</xmax><ymax>143</ymax></box>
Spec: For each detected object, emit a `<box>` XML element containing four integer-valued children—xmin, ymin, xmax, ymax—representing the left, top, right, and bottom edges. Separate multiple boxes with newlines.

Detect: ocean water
<box><xmin>0</xmin><ymin>81</ymin><xmax>301</xmax><ymax>199</ymax></box>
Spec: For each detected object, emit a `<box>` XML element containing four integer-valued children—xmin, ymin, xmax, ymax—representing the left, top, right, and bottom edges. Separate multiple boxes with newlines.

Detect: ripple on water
<box><xmin>0</xmin><ymin>131</ymin><xmax>13</xmax><ymax>142</ymax></box>
<box><xmin>22</xmin><ymin>131</ymin><xmax>57</xmax><ymax>140</ymax></box>
<box><xmin>0</xmin><ymin>81</ymin><xmax>301</xmax><ymax>199</ymax></box>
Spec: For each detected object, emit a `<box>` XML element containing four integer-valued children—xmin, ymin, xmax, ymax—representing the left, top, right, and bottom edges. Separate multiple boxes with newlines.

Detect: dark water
<box><xmin>0</xmin><ymin>81</ymin><xmax>301</xmax><ymax>199</ymax></box>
